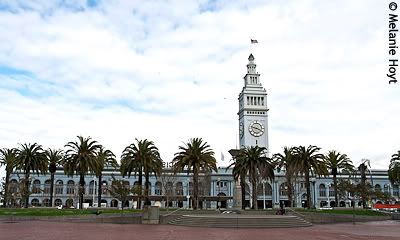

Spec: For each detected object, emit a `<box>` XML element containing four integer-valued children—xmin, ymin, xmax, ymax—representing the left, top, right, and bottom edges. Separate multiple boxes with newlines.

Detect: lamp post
<box><xmin>217</xmin><ymin>178</ymin><xmax>221</xmax><ymax>209</ymax></box>
<box><xmin>327</xmin><ymin>183</ymin><xmax>330</xmax><ymax>208</ymax></box>
<box><xmin>262</xmin><ymin>180</ymin><xmax>266</xmax><ymax>210</ymax></box>
<box><xmin>311</xmin><ymin>177</ymin><xmax>316</xmax><ymax>208</ymax></box>
<box><xmin>186</xmin><ymin>181</ymin><xmax>190</xmax><ymax>209</ymax></box>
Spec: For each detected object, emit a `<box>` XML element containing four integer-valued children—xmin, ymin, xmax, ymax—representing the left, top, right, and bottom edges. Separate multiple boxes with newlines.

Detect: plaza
<box><xmin>0</xmin><ymin>220</ymin><xmax>399</xmax><ymax>240</ymax></box>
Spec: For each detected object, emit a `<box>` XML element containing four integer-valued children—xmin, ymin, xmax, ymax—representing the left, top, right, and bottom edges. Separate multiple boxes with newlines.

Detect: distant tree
<box><xmin>46</xmin><ymin>149</ymin><xmax>63</xmax><ymax>207</ymax></box>
<box><xmin>95</xmin><ymin>146</ymin><xmax>118</xmax><ymax>206</ymax></box>
<box><xmin>172</xmin><ymin>138</ymin><xmax>217</xmax><ymax>210</ymax></box>
<box><xmin>0</xmin><ymin>148</ymin><xmax>17</xmax><ymax>208</ymax></box>
<box><xmin>293</xmin><ymin>145</ymin><xmax>327</xmax><ymax>209</ymax></box>
<box><xmin>158</xmin><ymin>170</ymin><xmax>177</xmax><ymax>210</ymax></box>
<box><xmin>358</xmin><ymin>159</ymin><xmax>371</xmax><ymax>209</ymax></box>
<box><xmin>64</xmin><ymin>136</ymin><xmax>102</xmax><ymax>209</ymax></box>
<box><xmin>108</xmin><ymin>177</ymin><xmax>136</xmax><ymax>210</ymax></box>
<box><xmin>274</xmin><ymin>147</ymin><xmax>297</xmax><ymax>207</ymax></box>
<box><xmin>388</xmin><ymin>150</ymin><xmax>400</xmax><ymax>185</ymax></box>
<box><xmin>324</xmin><ymin>150</ymin><xmax>354</xmax><ymax>207</ymax></box>
<box><xmin>15</xmin><ymin>143</ymin><xmax>48</xmax><ymax>207</ymax></box>
<box><xmin>227</xmin><ymin>152</ymin><xmax>247</xmax><ymax>209</ymax></box>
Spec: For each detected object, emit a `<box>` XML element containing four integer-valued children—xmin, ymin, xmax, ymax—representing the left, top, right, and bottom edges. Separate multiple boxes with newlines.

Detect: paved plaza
<box><xmin>0</xmin><ymin>220</ymin><xmax>399</xmax><ymax>240</ymax></box>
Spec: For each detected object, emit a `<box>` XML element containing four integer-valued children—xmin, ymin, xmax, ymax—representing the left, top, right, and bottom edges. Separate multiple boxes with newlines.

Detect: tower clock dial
<box><xmin>249</xmin><ymin>121</ymin><xmax>264</xmax><ymax>137</ymax></box>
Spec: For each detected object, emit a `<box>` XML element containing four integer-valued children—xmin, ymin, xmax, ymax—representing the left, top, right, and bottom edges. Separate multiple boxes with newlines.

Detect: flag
<box><xmin>221</xmin><ymin>152</ymin><xmax>225</xmax><ymax>161</ymax></box>
<box><xmin>251</xmin><ymin>39</ymin><xmax>258</xmax><ymax>44</ymax></box>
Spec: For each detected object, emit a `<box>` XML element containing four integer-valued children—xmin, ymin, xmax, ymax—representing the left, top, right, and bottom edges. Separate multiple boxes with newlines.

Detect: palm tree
<box><xmin>324</xmin><ymin>150</ymin><xmax>353</xmax><ymax>207</ymax></box>
<box><xmin>293</xmin><ymin>145</ymin><xmax>327</xmax><ymax>209</ymax></box>
<box><xmin>235</xmin><ymin>146</ymin><xmax>274</xmax><ymax>209</ymax></box>
<box><xmin>0</xmin><ymin>148</ymin><xmax>17</xmax><ymax>208</ymax></box>
<box><xmin>274</xmin><ymin>146</ymin><xmax>297</xmax><ymax>207</ymax></box>
<box><xmin>389</xmin><ymin>150</ymin><xmax>400</xmax><ymax>185</ymax></box>
<box><xmin>15</xmin><ymin>143</ymin><xmax>48</xmax><ymax>207</ymax></box>
<box><xmin>46</xmin><ymin>149</ymin><xmax>63</xmax><ymax>207</ymax></box>
<box><xmin>121</xmin><ymin>139</ymin><xmax>163</xmax><ymax>208</ymax></box>
<box><xmin>96</xmin><ymin>146</ymin><xmax>118</xmax><ymax>206</ymax></box>
<box><xmin>172</xmin><ymin>138</ymin><xmax>217</xmax><ymax>210</ymax></box>
<box><xmin>64</xmin><ymin>136</ymin><xmax>101</xmax><ymax>209</ymax></box>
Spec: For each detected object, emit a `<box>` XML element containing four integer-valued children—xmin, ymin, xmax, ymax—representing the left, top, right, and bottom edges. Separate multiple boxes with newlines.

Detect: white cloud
<box><xmin>0</xmin><ymin>0</ymin><xmax>398</xmax><ymax>179</ymax></box>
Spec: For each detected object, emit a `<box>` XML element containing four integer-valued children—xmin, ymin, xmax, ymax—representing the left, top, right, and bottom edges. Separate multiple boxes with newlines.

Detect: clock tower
<box><xmin>238</xmin><ymin>53</ymin><xmax>269</xmax><ymax>153</ymax></box>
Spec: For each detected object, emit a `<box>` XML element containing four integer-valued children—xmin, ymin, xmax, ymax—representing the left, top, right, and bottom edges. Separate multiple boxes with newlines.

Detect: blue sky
<box><xmin>0</xmin><ymin>0</ymin><xmax>398</xmax><ymax>179</ymax></box>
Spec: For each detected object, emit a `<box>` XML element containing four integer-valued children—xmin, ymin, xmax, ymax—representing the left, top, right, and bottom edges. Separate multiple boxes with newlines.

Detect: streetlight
<box><xmin>217</xmin><ymin>178</ymin><xmax>221</xmax><ymax>209</ymax></box>
<box><xmin>262</xmin><ymin>180</ymin><xmax>266</xmax><ymax>210</ymax></box>
<box><xmin>186</xmin><ymin>181</ymin><xmax>190</xmax><ymax>209</ymax></box>
<box><xmin>327</xmin><ymin>183</ymin><xmax>330</xmax><ymax>208</ymax></box>
<box><xmin>311</xmin><ymin>177</ymin><xmax>316</xmax><ymax>208</ymax></box>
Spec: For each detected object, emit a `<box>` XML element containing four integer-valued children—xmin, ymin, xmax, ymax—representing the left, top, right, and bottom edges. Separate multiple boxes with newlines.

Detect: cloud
<box><xmin>0</xmin><ymin>0</ymin><xmax>397</xmax><ymax>179</ymax></box>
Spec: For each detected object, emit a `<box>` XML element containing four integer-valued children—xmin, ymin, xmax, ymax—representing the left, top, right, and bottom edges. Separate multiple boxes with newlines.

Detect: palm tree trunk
<box><xmin>79</xmin><ymin>174</ymin><xmax>84</xmax><ymax>210</ymax></box>
<box><xmin>240</xmin><ymin>179</ymin><xmax>246</xmax><ymax>210</ymax></box>
<box><xmin>97</xmin><ymin>174</ymin><xmax>102</xmax><ymax>207</ymax></box>
<box><xmin>24</xmin><ymin>172</ymin><xmax>30</xmax><ymax>208</ymax></box>
<box><xmin>4</xmin><ymin>172</ymin><xmax>10</xmax><ymax>208</ymax></box>
<box><xmin>251</xmin><ymin>173</ymin><xmax>257</xmax><ymax>209</ymax></box>
<box><xmin>144</xmin><ymin>173</ymin><xmax>151</xmax><ymax>206</ymax></box>
<box><xmin>193</xmin><ymin>168</ymin><xmax>199</xmax><ymax>210</ymax></box>
<box><xmin>50</xmin><ymin>172</ymin><xmax>55</xmax><ymax>207</ymax></box>
<box><xmin>138</xmin><ymin>168</ymin><xmax>142</xmax><ymax>209</ymax></box>
<box><xmin>333</xmin><ymin>173</ymin><xmax>338</xmax><ymax>208</ymax></box>
<box><xmin>287</xmin><ymin>177</ymin><xmax>293</xmax><ymax>207</ymax></box>
<box><xmin>305</xmin><ymin>171</ymin><xmax>311</xmax><ymax>209</ymax></box>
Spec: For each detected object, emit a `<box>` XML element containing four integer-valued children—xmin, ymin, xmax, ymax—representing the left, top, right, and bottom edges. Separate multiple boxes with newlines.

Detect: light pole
<box><xmin>186</xmin><ymin>181</ymin><xmax>190</xmax><ymax>209</ymax></box>
<box><xmin>327</xmin><ymin>183</ymin><xmax>330</xmax><ymax>208</ymax></box>
<box><xmin>262</xmin><ymin>180</ymin><xmax>266</xmax><ymax>210</ymax></box>
<box><xmin>217</xmin><ymin>178</ymin><xmax>221</xmax><ymax>209</ymax></box>
<box><xmin>311</xmin><ymin>177</ymin><xmax>316</xmax><ymax>208</ymax></box>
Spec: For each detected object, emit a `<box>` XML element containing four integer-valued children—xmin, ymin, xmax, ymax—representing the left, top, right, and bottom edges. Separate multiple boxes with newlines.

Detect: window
<box><xmin>101</xmin><ymin>181</ymin><xmax>108</xmax><ymax>195</ymax></box>
<box><xmin>375</xmin><ymin>184</ymin><xmax>382</xmax><ymax>192</ymax></box>
<box><xmin>9</xmin><ymin>179</ymin><xmax>18</xmax><ymax>194</ymax></box>
<box><xmin>32</xmin><ymin>180</ymin><xmax>41</xmax><ymax>194</ymax></box>
<box><xmin>176</xmin><ymin>182</ymin><xmax>183</xmax><ymax>195</ymax></box>
<box><xmin>43</xmin><ymin>198</ymin><xmax>51</xmax><ymax>207</ymax></box>
<box><xmin>54</xmin><ymin>199</ymin><xmax>62</xmax><ymax>206</ymax></box>
<box><xmin>280</xmin><ymin>183</ymin><xmax>288</xmax><ymax>196</ymax></box>
<box><xmin>329</xmin><ymin>185</ymin><xmax>334</xmax><ymax>197</ymax></box>
<box><xmin>44</xmin><ymin>180</ymin><xmax>51</xmax><ymax>194</ymax></box>
<box><xmin>319</xmin><ymin>184</ymin><xmax>326</xmax><ymax>197</ymax></box>
<box><xmin>55</xmin><ymin>180</ymin><xmax>63</xmax><ymax>195</ymax></box>
<box><xmin>89</xmin><ymin>180</ymin><xmax>95</xmax><ymax>195</ymax></box>
<box><xmin>31</xmin><ymin>198</ymin><xmax>40</xmax><ymax>207</ymax></box>
<box><xmin>67</xmin><ymin>180</ymin><xmax>75</xmax><ymax>194</ymax></box>
<box><xmin>155</xmin><ymin>182</ymin><xmax>162</xmax><ymax>195</ymax></box>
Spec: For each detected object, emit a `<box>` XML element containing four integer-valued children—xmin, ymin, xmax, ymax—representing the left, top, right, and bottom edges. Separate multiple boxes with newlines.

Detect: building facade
<box><xmin>5</xmin><ymin>54</ymin><xmax>399</xmax><ymax>209</ymax></box>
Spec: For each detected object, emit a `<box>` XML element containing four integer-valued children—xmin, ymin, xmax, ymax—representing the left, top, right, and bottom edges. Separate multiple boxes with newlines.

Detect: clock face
<box><xmin>239</xmin><ymin>122</ymin><xmax>244</xmax><ymax>138</ymax></box>
<box><xmin>249</xmin><ymin>121</ymin><xmax>264</xmax><ymax>137</ymax></box>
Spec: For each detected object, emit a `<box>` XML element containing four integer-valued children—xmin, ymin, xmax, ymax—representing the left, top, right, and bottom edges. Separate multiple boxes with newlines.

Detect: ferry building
<box><xmin>7</xmin><ymin>54</ymin><xmax>399</xmax><ymax>209</ymax></box>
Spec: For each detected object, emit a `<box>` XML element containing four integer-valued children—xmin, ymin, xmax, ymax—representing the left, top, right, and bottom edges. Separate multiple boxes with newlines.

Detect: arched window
<box><xmin>44</xmin><ymin>180</ymin><xmax>51</xmax><ymax>194</ymax></box>
<box><xmin>31</xmin><ymin>198</ymin><xmax>40</xmax><ymax>207</ymax></box>
<box><xmin>384</xmin><ymin>184</ymin><xmax>390</xmax><ymax>193</ymax></box>
<box><xmin>319</xmin><ymin>184</ymin><xmax>326</xmax><ymax>197</ymax></box>
<box><xmin>67</xmin><ymin>180</ymin><xmax>75</xmax><ymax>194</ymax></box>
<box><xmin>176</xmin><ymin>182</ymin><xmax>183</xmax><ymax>195</ymax></box>
<box><xmin>280</xmin><ymin>183</ymin><xmax>289</xmax><ymax>196</ymax></box>
<box><xmin>155</xmin><ymin>182</ymin><xmax>162</xmax><ymax>195</ymax></box>
<box><xmin>54</xmin><ymin>199</ymin><xmax>63</xmax><ymax>206</ymax></box>
<box><xmin>43</xmin><ymin>198</ymin><xmax>51</xmax><ymax>207</ymax></box>
<box><xmin>111</xmin><ymin>199</ymin><xmax>118</xmax><ymax>208</ymax></box>
<box><xmin>375</xmin><ymin>184</ymin><xmax>382</xmax><ymax>192</ymax></box>
<box><xmin>55</xmin><ymin>180</ymin><xmax>63</xmax><ymax>195</ymax></box>
<box><xmin>265</xmin><ymin>183</ymin><xmax>272</xmax><ymax>195</ymax></box>
<box><xmin>101</xmin><ymin>181</ymin><xmax>108</xmax><ymax>195</ymax></box>
<box><xmin>89</xmin><ymin>180</ymin><xmax>95</xmax><ymax>195</ymax></box>
<box><xmin>32</xmin><ymin>180</ymin><xmax>41</xmax><ymax>194</ymax></box>
<box><xmin>329</xmin><ymin>185</ymin><xmax>334</xmax><ymax>197</ymax></box>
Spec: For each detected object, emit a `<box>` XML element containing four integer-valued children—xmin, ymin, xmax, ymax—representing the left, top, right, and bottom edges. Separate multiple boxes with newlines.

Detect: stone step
<box><xmin>168</xmin><ymin>215</ymin><xmax>312</xmax><ymax>228</ymax></box>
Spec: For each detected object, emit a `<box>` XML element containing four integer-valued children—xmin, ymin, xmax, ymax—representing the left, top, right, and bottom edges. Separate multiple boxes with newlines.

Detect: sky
<box><xmin>0</xmin><ymin>0</ymin><xmax>398</xmax><ymax>179</ymax></box>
